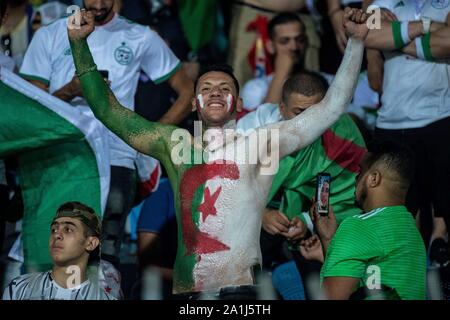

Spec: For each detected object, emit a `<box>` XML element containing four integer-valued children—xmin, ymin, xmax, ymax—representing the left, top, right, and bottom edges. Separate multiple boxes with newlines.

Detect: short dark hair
<box><xmin>195</xmin><ymin>64</ymin><xmax>240</xmax><ymax>95</ymax></box>
<box><xmin>365</xmin><ymin>139</ymin><xmax>414</xmax><ymax>192</ymax></box>
<box><xmin>282</xmin><ymin>71</ymin><xmax>328</xmax><ymax>103</ymax></box>
<box><xmin>268</xmin><ymin>12</ymin><xmax>304</xmax><ymax>39</ymax></box>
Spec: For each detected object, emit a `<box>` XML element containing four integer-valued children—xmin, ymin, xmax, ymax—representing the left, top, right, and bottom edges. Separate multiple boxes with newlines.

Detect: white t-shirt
<box><xmin>237</xmin><ymin>103</ymin><xmax>281</xmax><ymax>134</ymax></box>
<box><xmin>372</xmin><ymin>0</ymin><xmax>450</xmax><ymax>129</ymax></box>
<box><xmin>20</xmin><ymin>14</ymin><xmax>180</xmax><ymax>169</ymax></box>
<box><xmin>241</xmin><ymin>74</ymin><xmax>273</xmax><ymax>111</ymax></box>
<box><xmin>0</xmin><ymin>52</ymin><xmax>15</xmax><ymax>71</ymax></box>
<box><xmin>2</xmin><ymin>271</ymin><xmax>116</xmax><ymax>300</ymax></box>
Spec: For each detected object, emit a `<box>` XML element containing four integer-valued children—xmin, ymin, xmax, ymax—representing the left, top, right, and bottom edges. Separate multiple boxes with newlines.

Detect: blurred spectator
<box><xmin>20</xmin><ymin>0</ymin><xmax>193</xmax><ymax>267</ymax></box>
<box><xmin>134</xmin><ymin>178</ymin><xmax>177</xmax><ymax>299</ymax></box>
<box><xmin>0</xmin><ymin>0</ymin><xmax>34</xmax><ymax>69</ymax></box>
<box><xmin>363</xmin><ymin>0</ymin><xmax>450</xmax><ymax>264</ymax></box>
<box><xmin>119</xmin><ymin>0</ymin><xmax>198</xmax><ymax>134</ymax></box>
<box><xmin>241</xmin><ymin>12</ymin><xmax>308</xmax><ymax>110</ymax></box>
<box><xmin>2</xmin><ymin>202</ymin><xmax>116</xmax><ymax>300</ymax></box>
<box><xmin>30</xmin><ymin>1</ymin><xmax>67</xmax><ymax>33</ymax></box>
<box><xmin>302</xmin><ymin>140</ymin><xmax>426</xmax><ymax>300</ymax></box>
<box><xmin>227</xmin><ymin>0</ymin><xmax>321</xmax><ymax>85</ymax></box>
<box><xmin>240</xmin><ymin>11</ymin><xmax>378</xmax><ymax>122</ymax></box>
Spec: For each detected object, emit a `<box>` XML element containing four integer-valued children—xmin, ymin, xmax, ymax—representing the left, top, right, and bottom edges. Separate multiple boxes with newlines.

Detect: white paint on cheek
<box><xmin>226</xmin><ymin>94</ymin><xmax>234</xmax><ymax>113</ymax></box>
<box><xmin>197</xmin><ymin>94</ymin><xmax>205</xmax><ymax>109</ymax></box>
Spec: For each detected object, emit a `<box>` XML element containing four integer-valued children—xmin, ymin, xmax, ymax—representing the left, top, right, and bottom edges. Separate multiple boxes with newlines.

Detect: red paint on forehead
<box><xmin>180</xmin><ymin>162</ymin><xmax>240</xmax><ymax>255</ymax></box>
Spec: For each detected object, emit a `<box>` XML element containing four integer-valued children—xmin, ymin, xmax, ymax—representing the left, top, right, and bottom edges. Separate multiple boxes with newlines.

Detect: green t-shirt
<box><xmin>321</xmin><ymin>206</ymin><xmax>426</xmax><ymax>300</ymax></box>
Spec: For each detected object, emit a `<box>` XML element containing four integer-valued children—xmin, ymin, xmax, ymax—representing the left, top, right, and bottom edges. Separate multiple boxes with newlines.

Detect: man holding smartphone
<box><xmin>317</xmin><ymin>175</ymin><xmax>331</xmax><ymax>215</ymax></box>
<box><xmin>300</xmin><ymin>140</ymin><xmax>426</xmax><ymax>300</ymax></box>
<box><xmin>19</xmin><ymin>0</ymin><xmax>194</xmax><ymax>268</ymax></box>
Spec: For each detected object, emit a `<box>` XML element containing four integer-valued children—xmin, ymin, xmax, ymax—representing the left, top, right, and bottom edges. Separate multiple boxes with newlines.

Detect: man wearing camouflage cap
<box><xmin>2</xmin><ymin>201</ymin><xmax>116</xmax><ymax>300</ymax></box>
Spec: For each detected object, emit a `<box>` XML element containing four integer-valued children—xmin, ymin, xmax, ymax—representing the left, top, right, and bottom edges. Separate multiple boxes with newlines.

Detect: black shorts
<box><xmin>375</xmin><ymin>116</ymin><xmax>450</xmax><ymax>227</ymax></box>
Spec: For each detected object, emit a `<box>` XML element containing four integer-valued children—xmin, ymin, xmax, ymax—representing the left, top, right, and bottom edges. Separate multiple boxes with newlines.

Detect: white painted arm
<box><xmin>275</xmin><ymin>37</ymin><xmax>364</xmax><ymax>160</ymax></box>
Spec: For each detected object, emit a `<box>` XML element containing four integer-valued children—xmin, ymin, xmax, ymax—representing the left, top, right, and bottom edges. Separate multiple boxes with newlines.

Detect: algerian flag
<box><xmin>0</xmin><ymin>67</ymin><xmax>110</xmax><ymax>271</ymax></box>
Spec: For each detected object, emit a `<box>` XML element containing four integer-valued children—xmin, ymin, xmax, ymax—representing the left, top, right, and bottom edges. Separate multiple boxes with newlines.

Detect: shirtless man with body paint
<box><xmin>67</xmin><ymin>7</ymin><xmax>370</xmax><ymax>296</ymax></box>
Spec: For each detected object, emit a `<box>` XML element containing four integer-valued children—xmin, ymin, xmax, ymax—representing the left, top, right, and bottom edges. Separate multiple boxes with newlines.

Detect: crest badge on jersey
<box><xmin>114</xmin><ymin>42</ymin><xmax>134</xmax><ymax>65</ymax></box>
<box><xmin>431</xmin><ymin>0</ymin><xmax>450</xmax><ymax>9</ymax></box>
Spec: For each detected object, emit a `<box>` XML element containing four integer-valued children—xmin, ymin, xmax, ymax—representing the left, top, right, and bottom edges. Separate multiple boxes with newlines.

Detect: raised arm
<box><xmin>364</xmin><ymin>8</ymin><xmax>446</xmax><ymax>51</ymax></box>
<box><xmin>274</xmin><ymin>8</ymin><xmax>368</xmax><ymax>160</ymax></box>
<box><xmin>67</xmin><ymin>10</ymin><xmax>179</xmax><ymax>167</ymax></box>
<box><xmin>401</xmin><ymin>13</ymin><xmax>450</xmax><ymax>61</ymax></box>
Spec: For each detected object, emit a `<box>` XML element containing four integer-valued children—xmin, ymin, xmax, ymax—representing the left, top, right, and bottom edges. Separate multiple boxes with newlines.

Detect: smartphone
<box><xmin>98</xmin><ymin>70</ymin><xmax>109</xmax><ymax>80</ymax></box>
<box><xmin>316</xmin><ymin>173</ymin><xmax>331</xmax><ymax>216</ymax></box>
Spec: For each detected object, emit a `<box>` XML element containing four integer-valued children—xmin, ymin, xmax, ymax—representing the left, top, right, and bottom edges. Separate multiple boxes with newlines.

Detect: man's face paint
<box><xmin>226</xmin><ymin>94</ymin><xmax>235</xmax><ymax>113</ymax></box>
<box><xmin>196</xmin><ymin>94</ymin><xmax>205</xmax><ymax>112</ymax></box>
<box><xmin>196</xmin><ymin>93</ymin><xmax>235</xmax><ymax>113</ymax></box>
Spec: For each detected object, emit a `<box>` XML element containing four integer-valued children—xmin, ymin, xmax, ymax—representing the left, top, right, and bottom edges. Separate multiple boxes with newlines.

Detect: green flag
<box><xmin>178</xmin><ymin>0</ymin><xmax>217</xmax><ymax>52</ymax></box>
<box><xmin>0</xmin><ymin>68</ymin><xmax>110</xmax><ymax>271</ymax></box>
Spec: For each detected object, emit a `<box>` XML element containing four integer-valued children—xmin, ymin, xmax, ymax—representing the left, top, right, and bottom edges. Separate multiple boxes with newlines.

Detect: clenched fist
<box><xmin>343</xmin><ymin>7</ymin><xmax>370</xmax><ymax>41</ymax></box>
<box><xmin>68</xmin><ymin>9</ymin><xmax>95</xmax><ymax>40</ymax></box>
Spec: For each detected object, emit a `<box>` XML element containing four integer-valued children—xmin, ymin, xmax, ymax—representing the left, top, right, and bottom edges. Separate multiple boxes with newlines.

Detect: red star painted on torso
<box><xmin>198</xmin><ymin>186</ymin><xmax>222</xmax><ymax>222</ymax></box>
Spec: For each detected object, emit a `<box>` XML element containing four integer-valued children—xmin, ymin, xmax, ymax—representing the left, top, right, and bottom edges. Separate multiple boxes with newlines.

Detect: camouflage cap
<box><xmin>53</xmin><ymin>202</ymin><xmax>102</xmax><ymax>237</ymax></box>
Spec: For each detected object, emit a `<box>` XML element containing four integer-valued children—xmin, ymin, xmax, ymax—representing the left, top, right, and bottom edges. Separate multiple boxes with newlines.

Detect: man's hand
<box><xmin>67</xmin><ymin>74</ymin><xmax>83</xmax><ymax>97</ymax></box>
<box><xmin>299</xmin><ymin>234</ymin><xmax>324</xmax><ymax>263</ymax></box>
<box><xmin>68</xmin><ymin>9</ymin><xmax>95</xmax><ymax>40</ymax></box>
<box><xmin>262</xmin><ymin>209</ymin><xmax>290</xmax><ymax>235</ymax></box>
<box><xmin>281</xmin><ymin>216</ymin><xmax>307</xmax><ymax>241</ymax></box>
<box><xmin>330</xmin><ymin>9</ymin><xmax>347</xmax><ymax>53</ymax></box>
<box><xmin>274</xmin><ymin>51</ymin><xmax>295</xmax><ymax>77</ymax></box>
<box><xmin>309</xmin><ymin>199</ymin><xmax>338</xmax><ymax>243</ymax></box>
<box><xmin>343</xmin><ymin>7</ymin><xmax>370</xmax><ymax>41</ymax></box>
<box><xmin>52</xmin><ymin>74</ymin><xmax>83</xmax><ymax>101</ymax></box>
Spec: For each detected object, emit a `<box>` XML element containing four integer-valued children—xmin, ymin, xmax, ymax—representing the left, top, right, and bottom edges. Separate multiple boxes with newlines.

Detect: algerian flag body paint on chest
<box><xmin>174</xmin><ymin>158</ymin><xmax>263</xmax><ymax>293</ymax></box>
